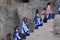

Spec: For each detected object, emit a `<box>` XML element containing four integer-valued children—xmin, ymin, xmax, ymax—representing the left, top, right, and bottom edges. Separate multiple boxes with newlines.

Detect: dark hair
<box><xmin>46</xmin><ymin>2</ymin><xmax>51</xmax><ymax>6</ymax></box>
<box><xmin>46</xmin><ymin>2</ymin><xmax>51</xmax><ymax>7</ymax></box>
<box><xmin>16</xmin><ymin>25</ymin><xmax>19</xmax><ymax>28</ymax></box>
<box><xmin>43</xmin><ymin>7</ymin><xmax>46</xmax><ymax>10</ymax></box>
<box><xmin>36</xmin><ymin>9</ymin><xmax>39</xmax><ymax>13</ymax></box>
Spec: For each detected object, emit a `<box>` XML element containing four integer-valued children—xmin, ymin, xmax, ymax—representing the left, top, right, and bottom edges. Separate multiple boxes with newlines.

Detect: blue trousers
<box><xmin>35</xmin><ymin>19</ymin><xmax>43</xmax><ymax>29</ymax></box>
<box><xmin>58</xmin><ymin>11</ymin><xmax>60</xmax><ymax>14</ymax></box>
<box><xmin>46</xmin><ymin>12</ymin><xmax>55</xmax><ymax>19</ymax></box>
<box><xmin>51</xmin><ymin>12</ymin><xmax>55</xmax><ymax>19</ymax></box>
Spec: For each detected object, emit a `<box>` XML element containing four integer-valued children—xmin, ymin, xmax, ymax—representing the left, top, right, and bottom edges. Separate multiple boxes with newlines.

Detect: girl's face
<box><xmin>23</xmin><ymin>17</ymin><xmax>27</xmax><ymax>22</ymax></box>
<box><xmin>24</xmin><ymin>18</ymin><xmax>27</xmax><ymax>21</ymax></box>
<box><xmin>16</xmin><ymin>25</ymin><xmax>19</xmax><ymax>29</ymax></box>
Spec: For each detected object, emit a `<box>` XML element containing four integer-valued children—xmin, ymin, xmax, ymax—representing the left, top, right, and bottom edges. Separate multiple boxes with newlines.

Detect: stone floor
<box><xmin>26</xmin><ymin>19</ymin><xmax>60</xmax><ymax>40</ymax></box>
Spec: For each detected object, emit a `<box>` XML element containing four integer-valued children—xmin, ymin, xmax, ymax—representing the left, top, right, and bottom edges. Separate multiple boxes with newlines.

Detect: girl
<box><xmin>14</xmin><ymin>25</ymin><xmax>21</xmax><ymax>40</ymax></box>
<box><xmin>33</xmin><ymin>9</ymin><xmax>43</xmax><ymax>29</ymax></box>
<box><xmin>21</xmin><ymin>17</ymin><xmax>30</xmax><ymax>40</ymax></box>
<box><xmin>46</xmin><ymin>2</ymin><xmax>55</xmax><ymax>19</ymax></box>
<box><xmin>41</xmin><ymin>8</ymin><xmax>47</xmax><ymax>23</ymax></box>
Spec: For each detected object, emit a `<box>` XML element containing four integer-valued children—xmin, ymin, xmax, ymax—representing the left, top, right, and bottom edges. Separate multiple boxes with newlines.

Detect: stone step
<box><xmin>53</xmin><ymin>15</ymin><xmax>60</xmax><ymax>34</ymax></box>
<box><xmin>26</xmin><ymin>19</ymin><xmax>55</xmax><ymax>40</ymax></box>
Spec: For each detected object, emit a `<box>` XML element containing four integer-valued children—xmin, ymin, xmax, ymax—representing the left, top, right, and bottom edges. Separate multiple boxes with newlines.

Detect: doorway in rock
<box><xmin>6</xmin><ymin>0</ymin><xmax>22</xmax><ymax>4</ymax></box>
<box><xmin>22</xmin><ymin>0</ymin><xmax>30</xmax><ymax>3</ymax></box>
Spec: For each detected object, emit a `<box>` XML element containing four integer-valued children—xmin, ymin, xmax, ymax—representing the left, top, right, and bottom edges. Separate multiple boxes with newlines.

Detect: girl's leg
<box><xmin>51</xmin><ymin>12</ymin><xmax>55</xmax><ymax>19</ymax></box>
<box><xmin>40</xmin><ymin>18</ymin><xmax>43</xmax><ymax>26</ymax></box>
<box><xmin>43</xmin><ymin>15</ymin><xmax>47</xmax><ymax>23</ymax></box>
<box><xmin>35</xmin><ymin>24</ymin><xmax>38</xmax><ymax>29</ymax></box>
<box><xmin>49</xmin><ymin>13</ymin><xmax>51</xmax><ymax>19</ymax></box>
<box><xmin>38</xmin><ymin>18</ymin><xmax>43</xmax><ymax>26</ymax></box>
<box><xmin>14</xmin><ymin>38</ymin><xmax>17</xmax><ymax>40</ymax></box>
<box><xmin>35</xmin><ymin>25</ymin><xmax>38</xmax><ymax>29</ymax></box>
<box><xmin>58</xmin><ymin>11</ymin><xmax>60</xmax><ymax>14</ymax></box>
<box><xmin>43</xmin><ymin>14</ymin><xmax>47</xmax><ymax>23</ymax></box>
<box><xmin>46</xmin><ymin>13</ymin><xmax>49</xmax><ymax>20</ymax></box>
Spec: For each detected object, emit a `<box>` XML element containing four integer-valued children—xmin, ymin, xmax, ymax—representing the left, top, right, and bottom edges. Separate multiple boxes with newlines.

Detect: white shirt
<box><xmin>59</xmin><ymin>7</ymin><xmax>60</xmax><ymax>11</ymax></box>
<box><xmin>21</xmin><ymin>21</ymin><xmax>29</xmax><ymax>34</ymax></box>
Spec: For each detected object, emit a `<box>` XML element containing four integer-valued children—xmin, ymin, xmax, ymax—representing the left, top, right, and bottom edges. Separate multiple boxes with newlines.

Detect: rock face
<box><xmin>0</xmin><ymin>6</ymin><xmax>20</xmax><ymax>40</ymax></box>
<box><xmin>0</xmin><ymin>6</ymin><xmax>8</xmax><ymax>40</ymax></box>
<box><xmin>53</xmin><ymin>15</ymin><xmax>60</xmax><ymax>34</ymax></box>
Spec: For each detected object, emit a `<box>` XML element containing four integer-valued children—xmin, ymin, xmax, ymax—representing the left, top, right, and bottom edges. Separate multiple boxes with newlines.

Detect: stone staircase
<box><xmin>26</xmin><ymin>19</ymin><xmax>60</xmax><ymax>40</ymax></box>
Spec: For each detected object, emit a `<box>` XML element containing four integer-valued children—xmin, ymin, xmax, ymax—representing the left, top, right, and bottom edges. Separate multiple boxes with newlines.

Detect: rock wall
<box><xmin>0</xmin><ymin>6</ymin><xmax>21</xmax><ymax>40</ymax></box>
<box><xmin>53</xmin><ymin>15</ymin><xmax>60</xmax><ymax>34</ymax></box>
<box><xmin>0</xmin><ymin>6</ymin><xmax>8</xmax><ymax>40</ymax></box>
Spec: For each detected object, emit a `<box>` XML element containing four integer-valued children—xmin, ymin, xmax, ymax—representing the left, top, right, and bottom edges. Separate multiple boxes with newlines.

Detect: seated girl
<box><xmin>33</xmin><ymin>9</ymin><xmax>43</xmax><ymax>29</ymax></box>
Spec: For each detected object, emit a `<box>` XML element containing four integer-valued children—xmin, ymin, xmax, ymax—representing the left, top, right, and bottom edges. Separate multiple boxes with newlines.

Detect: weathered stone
<box><xmin>0</xmin><ymin>6</ymin><xmax>20</xmax><ymax>40</ymax></box>
<box><xmin>53</xmin><ymin>15</ymin><xmax>60</xmax><ymax>34</ymax></box>
<box><xmin>28</xmin><ymin>19</ymin><xmax>35</xmax><ymax>33</ymax></box>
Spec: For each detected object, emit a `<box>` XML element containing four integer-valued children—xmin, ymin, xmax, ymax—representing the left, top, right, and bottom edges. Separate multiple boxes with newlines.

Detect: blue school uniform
<box><xmin>46</xmin><ymin>12</ymin><xmax>55</xmax><ymax>19</ymax></box>
<box><xmin>14</xmin><ymin>27</ymin><xmax>21</xmax><ymax>40</ymax></box>
<box><xmin>21</xmin><ymin>20</ymin><xmax>30</xmax><ymax>36</ymax></box>
<box><xmin>33</xmin><ymin>13</ymin><xmax>42</xmax><ymax>29</ymax></box>
<box><xmin>58</xmin><ymin>1</ymin><xmax>60</xmax><ymax>14</ymax></box>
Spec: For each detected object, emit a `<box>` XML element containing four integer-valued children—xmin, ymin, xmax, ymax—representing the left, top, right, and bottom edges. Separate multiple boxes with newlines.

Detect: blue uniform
<box><xmin>58</xmin><ymin>1</ymin><xmax>60</xmax><ymax>14</ymax></box>
<box><xmin>14</xmin><ymin>27</ymin><xmax>21</xmax><ymax>40</ymax></box>
<box><xmin>33</xmin><ymin>13</ymin><xmax>42</xmax><ymax>29</ymax></box>
<box><xmin>21</xmin><ymin>20</ymin><xmax>30</xmax><ymax>36</ymax></box>
<box><xmin>51</xmin><ymin>12</ymin><xmax>55</xmax><ymax>19</ymax></box>
<box><xmin>46</xmin><ymin>12</ymin><xmax>55</xmax><ymax>19</ymax></box>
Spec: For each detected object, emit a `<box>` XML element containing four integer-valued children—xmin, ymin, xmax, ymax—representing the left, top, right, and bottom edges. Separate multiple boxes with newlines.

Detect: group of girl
<box><xmin>14</xmin><ymin>17</ymin><xmax>30</xmax><ymax>40</ymax></box>
<box><xmin>33</xmin><ymin>2</ymin><xmax>55</xmax><ymax>29</ymax></box>
<box><xmin>6</xmin><ymin>2</ymin><xmax>55</xmax><ymax>40</ymax></box>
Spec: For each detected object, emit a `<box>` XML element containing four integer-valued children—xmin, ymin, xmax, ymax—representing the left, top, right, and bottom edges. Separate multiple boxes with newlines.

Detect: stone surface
<box><xmin>0</xmin><ymin>6</ymin><xmax>20</xmax><ymax>40</ymax></box>
<box><xmin>53</xmin><ymin>15</ymin><xmax>60</xmax><ymax>34</ymax></box>
<box><xmin>28</xmin><ymin>19</ymin><xmax>35</xmax><ymax>33</ymax></box>
<box><xmin>26</xmin><ymin>19</ymin><xmax>60</xmax><ymax>40</ymax></box>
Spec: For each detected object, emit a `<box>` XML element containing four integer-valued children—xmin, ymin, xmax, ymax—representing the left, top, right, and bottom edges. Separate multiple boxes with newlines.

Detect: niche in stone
<box><xmin>22</xmin><ymin>0</ymin><xmax>29</xmax><ymax>3</ymax></box>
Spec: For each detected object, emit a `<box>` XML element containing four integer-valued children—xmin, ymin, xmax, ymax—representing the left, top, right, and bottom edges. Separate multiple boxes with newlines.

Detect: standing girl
<box><xmin>14</xmin><ymin>25</ymin><xmax>21</xmax><ymax>40</ymax></box>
